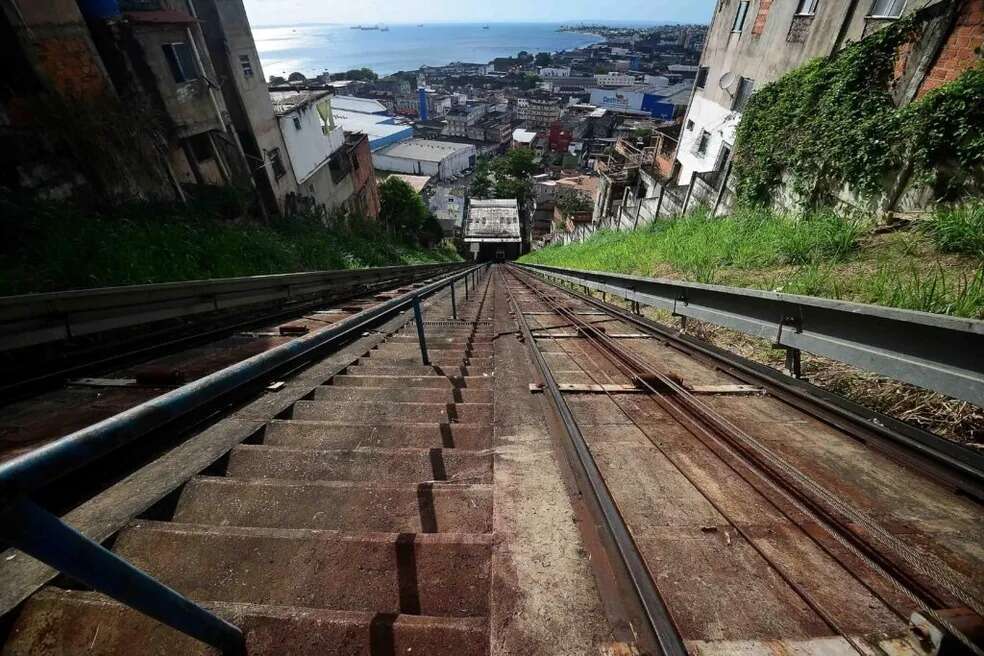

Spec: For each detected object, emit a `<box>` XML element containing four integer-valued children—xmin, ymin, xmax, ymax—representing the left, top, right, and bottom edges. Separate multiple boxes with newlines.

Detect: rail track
<box><xmin>0</xmin><ymin>264</ymin><xmax>980</xmax><ymax>656</ymax></box>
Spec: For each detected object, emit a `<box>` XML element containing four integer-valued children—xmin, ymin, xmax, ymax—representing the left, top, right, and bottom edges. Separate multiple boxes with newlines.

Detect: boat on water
<box><xmin>482</xmin><ymin>25</ymin><xmax>490</xmax><ymax>29</ymax></box>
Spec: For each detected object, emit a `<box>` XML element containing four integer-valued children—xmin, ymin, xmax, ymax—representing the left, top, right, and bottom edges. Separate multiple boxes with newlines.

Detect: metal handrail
<box><xmin>519</xmin><ymin>263</ymin><xmax>984</xmax><ymax>407</ymax></box>
<box><xmin>0</xmin><ymin>263</ymin><xmax>486</xmax><ymax>655</ymax></box>
<box><xmin>0</xmin><ymin>263</ymin><xmax>464</xmax><ymax>352</ymax></box>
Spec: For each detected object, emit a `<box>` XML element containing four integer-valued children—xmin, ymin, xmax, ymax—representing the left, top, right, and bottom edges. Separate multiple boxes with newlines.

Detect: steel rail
<box><xmin>0</xmin><ymin>263</ymin><xmax>484</xmax><ymax>655</ymax></box>
<box><xmin>519</xmin><ymin>263</ymin><xmax>984</xmax><ymax>494</ymax></box>
<box><xmin>519</xmin><ymin>263</ymin><xmax>984</xmax><ymax>407</ymax></box>
<box><xmin>0</xmin><ymin>263</ymin><xmax>465</xmax><ymax>352</ymax></box>
<box><xmin>510</xmin><ymin>265</ymin><xmax>984</xmax><ymax>656</ymax></box>
<box><xmin>500</xmin><ymin>267</ymin><xmax>689</xmax><ymax>656</ymax></box>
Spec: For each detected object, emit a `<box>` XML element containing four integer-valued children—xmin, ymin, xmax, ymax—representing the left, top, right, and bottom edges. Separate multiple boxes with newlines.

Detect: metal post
<box><xmin>785</xmin><ymin>348</ymin><xmax>802</xmax><ymax>379</ymax></box>
<box><xmin>412</xmin><ymin>296</ymin><xmax>429</xmax><ymax>365</ymax></box>
<box><xmin>0</xmin><ymin>498</ymin><xmax>243</xmax><ymax>655</ymax></box>
<box><xmin>464</xmin><ymin>273</ymin><xmax>469</xmax><ymax>300</ymax></box>
<box><xmin>450</xmin><ymin>281</ymin><xmax>457</xmax><ymax>320</ymax></box>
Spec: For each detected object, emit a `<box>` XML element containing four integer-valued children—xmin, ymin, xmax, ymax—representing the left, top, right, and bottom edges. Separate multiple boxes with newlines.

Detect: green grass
<box><xmin>520</xmin><ymin>205</ymin><xmax>984</xmax><ymax>318</ymax></box>
<box><xmin>922</xmin><ymin>201</ymin><xmax>984</xmax><ymax>257</ymax></box>
<box><xmin>0</xmin><ymin>196</ymin><xmax>461</xmax><ymax>295</ymax></box>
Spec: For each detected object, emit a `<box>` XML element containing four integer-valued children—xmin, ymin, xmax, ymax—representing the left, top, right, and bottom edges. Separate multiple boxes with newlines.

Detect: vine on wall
<box><xmin>732</xmin><ymin>8</ymin><xmax>984</xmax><ymax>208</ymax></box>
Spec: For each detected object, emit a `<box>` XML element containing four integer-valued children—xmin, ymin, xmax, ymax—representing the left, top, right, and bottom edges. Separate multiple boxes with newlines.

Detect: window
<box><xmin>732</xmin><ymin>1</ymin><xmax>750</xmax><ymax>32</ymax></box>
<box><xmin>695</xmin><ymin>66</ymin><xmax>709</xmax><ymax>89</ymax></box>
<box><xmin>869</xmin><ymin>0</ymin><xmax>905</xmax><ymax>17</ymax></box>
<box><xmin>292</xmin><ymin>116</ymin><xmax>302</xmax><ymax>131</ymax></box>
<box><xmin>268</xmin><ymin>148</ymin><xmax>286</xmax><ymax>180</ymax></box>
<box><xmin>162</xmin><ymin>42</ymin><xmax>198</xmax><ymax>83</ymax></box>
<box><xmin>733</xmin><ymin>76</ymin><xmax>755</xmax><ymax>111</ymax></box>
<box><xmin>239</xmin><ymin>54</ymin><xmax>254</xmax><ymax>78</ymax></box>
<box><xmin>686</xmin><ymin>120</ymin><xmax>695</xmax><ymax>131</ymax></box>
<box><xmin>696</xmin><ymin>130</ymin><xmax>710</xmax><ymax>156</ymax></box>
<box><xmin>796</xmin><ymin>0</ymin><xmax>820</xmax><ymax>14</ymax></box>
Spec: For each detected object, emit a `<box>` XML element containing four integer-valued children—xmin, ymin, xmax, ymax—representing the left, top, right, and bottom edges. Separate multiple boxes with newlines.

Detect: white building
<box><xmin>372</xmin><ymin>139</ymin><xmax>477</xmax><ymax>180</ymax></box>
<box><xmin>595</xmin><ymin>72</ymin><xmax>637</xmax><ymax>87</ymax></box>
<box><xmin>270</xmin><ymin>90</ymin><xmax>349</xmax><ymax>215</ymax></box>
<box><xmin>539</xmin><ymin>66</ymin><xmax>571</xmax><ymax>78</ymax></box>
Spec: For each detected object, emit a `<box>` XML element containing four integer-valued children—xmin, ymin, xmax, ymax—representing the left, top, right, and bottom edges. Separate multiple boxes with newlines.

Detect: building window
<box><xmin>696</xmin><ymin>130</ymin><xmax>710</xmax><ymax>156</ymax></box>
<box><xmin>239</xmin><ymin>54</ymin><xmax>254</xmax><ymax>78</ymax></box>
<box><xmin>292</xmin><ymin>116</ymin><xmax>302</xmax><ymax>131</ymax></box>
<box><xmin>695</xmin><ymin>66</ymin><xmax>709</xmax><ymax>89</ymax></box>
<box><xmin>869</xmin><ymin>0</ymin><xmax>905</xmax><ymax>17</ymax></box>
<box><xmin>162</xmin><ymin>42</ymin><xmax>198</xmax><ymax>84</ymax></box>
<box><xmin>732</xmin><ymin>1</ymin><xmax>750</xmax><ymax>32</ymax></box>
<box><xmin>796</xmin><ymin>0</ymin><xmax>820</xmax><ymax>14</ymax></box>
<box><xmin>733</xmin><ymin>77</ymin><xmax>755</xmax><ymax>111</ymax></box>
<box><xmin>268</xmin><ymin>148</ymin><xmax>286</xmax><ymax>180</ymax></box>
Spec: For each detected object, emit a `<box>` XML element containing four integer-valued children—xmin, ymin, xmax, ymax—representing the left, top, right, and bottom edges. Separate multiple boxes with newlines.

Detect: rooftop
<box><xmin>385</xmin><ymin>174</ymin><xmax>433</xmax><ymax>193</ymax></box>
<box><xmin>269</xmin><ymin>90</ymin><xmax>331</xmax><ymax>116</ymax></box>
<box><xmin>374</xmin><ymin>138</ymin><xmax>475</xmax><ymax>162</ymax></box>
<box><xmin>512</xmin><ymin>128</ymin><xmax>538</xmax><ymax>144</ymax></box>
<box><xmin>465</xmin><ymin>199</ymin><xmax>521</xmax><ymax>242</ymax></box>
<box><xmin>331</xmin><ymin>95</ymin><xmax>388</xmax><ymax>114</ymax></box>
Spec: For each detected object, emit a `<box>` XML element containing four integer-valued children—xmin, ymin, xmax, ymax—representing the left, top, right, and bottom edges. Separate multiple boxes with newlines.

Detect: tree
<box><xmin>378</xmin><ymin>178</ymin><xmax>430</xmax><ymax>240</ymax></box>
<box><xmin>494</xmin><ymin>176</ymin><xmax>532</xmax><ymax>205</ymax></box>
<box><xmin>287</xmin><ymin>72</ymin><xmax>307</xmax><ymax>82</ymax></box>
<box><xmin>534</xmin><ymin>52</ymin><xmax>553</xmax><ymax>67</ymax></box>
<box><xmin>491</xmin><ymin>148</ymin><xmax>538</xmax><ymax>179</ymax></box>
<box><xmin>269</xmin><ymin>75</ymin><xmax>286</xmax><ymax>85</ymax></box>
<box><xmin>469</xmin><ymin>160</ymin><xmax>493</xmax><ymax>198</ymax></box>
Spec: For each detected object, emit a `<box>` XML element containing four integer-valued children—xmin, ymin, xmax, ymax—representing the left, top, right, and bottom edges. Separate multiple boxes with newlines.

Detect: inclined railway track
<box><xmin>502</xmin><ymin>264</ymin><xmax>983</xmax><ymax>656</ymax></box>
<box><xmin>0</xmin><ymin>263</ymin><xmax>980</xmax><ymax>656</ymax></box>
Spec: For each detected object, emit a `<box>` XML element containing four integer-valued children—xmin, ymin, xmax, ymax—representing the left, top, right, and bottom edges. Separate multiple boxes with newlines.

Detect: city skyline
<box><xmin>243</xmin><ymin>0</ymin><xmax>716</xmax><ymax>27</ymax></box>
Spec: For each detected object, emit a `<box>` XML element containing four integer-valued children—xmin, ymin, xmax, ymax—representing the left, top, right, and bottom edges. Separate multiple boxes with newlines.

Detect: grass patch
<box><xmin>0</xmin><ymin>196</ymin><xmax>461</xmax><ymax>295</ymax></box>
<box><xmin>922</xmin><ymin>201</ymin><xmax>984</xmax><ymax>257</ymax></box>
<box><xmin>520</xmin><ymin>205</ymin><xmax>984</xmax><ymax>319</ymax></box>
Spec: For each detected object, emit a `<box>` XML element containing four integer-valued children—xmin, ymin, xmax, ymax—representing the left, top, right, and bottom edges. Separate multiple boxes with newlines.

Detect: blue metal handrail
<box><xmin>0</xmin><ymin>263</ymin><xmax>486</xmax><ymax>654</ymax></box>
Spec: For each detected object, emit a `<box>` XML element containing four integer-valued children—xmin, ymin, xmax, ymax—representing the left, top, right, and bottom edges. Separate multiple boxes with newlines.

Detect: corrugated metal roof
<box><xmin>464</xmin><ymin>199</ymin><xmax>521</xmax><ymax>242</ymax></box>
<box><xmin>375</xmin><ymin>139</ymin><xmax>475</xmax><ymax>162</ymax></box>
<box><xmin>331</xmin><ymin>95</ymin><xmax>388</xmax><ymax>114</ymax></box>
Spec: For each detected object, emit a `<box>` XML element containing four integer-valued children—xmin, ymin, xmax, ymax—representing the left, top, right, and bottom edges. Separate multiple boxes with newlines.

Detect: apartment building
<box><xmin>516</xmin><ymin>94</ymin><xmax>562</xmax><ymax>129</ymax></box>
<box><xmin>676</xmin><ymin>0</ymin><xmax>982</xmax><ymax>185</ymax></box>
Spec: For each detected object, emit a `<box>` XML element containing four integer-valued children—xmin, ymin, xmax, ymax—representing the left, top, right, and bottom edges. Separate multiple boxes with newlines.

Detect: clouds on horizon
<box><xmin>243</xmin><ymin>0</ymin><xmax>716</xmax><ymax>27</ymax></box>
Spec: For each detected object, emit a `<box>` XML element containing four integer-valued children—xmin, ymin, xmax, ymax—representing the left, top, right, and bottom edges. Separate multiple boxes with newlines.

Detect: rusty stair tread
<box><xmin>226</xmin><ymin>444</ymin><xmax>493</xmax><ymax>483</ymax></box>
<box><xmin>110</xmin><ymin>521</ymin><xmax>492</xmax><ymax>616</ymax></box>
<box><xmin>174</xmin><ymin>476</ymin><xmax>493</xmax><ymax>533</ymax></box>
<box><xmin>4</xmin><ymin>589</ymin><xmax>489</xmax><ymax>656</ymax></box>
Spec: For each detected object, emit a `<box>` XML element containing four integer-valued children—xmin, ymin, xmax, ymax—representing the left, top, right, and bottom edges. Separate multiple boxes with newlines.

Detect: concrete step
<box><xmin>345</xmin><ymin>365</ymin><xmax>488</xmax><ymax>377</ymax></box>
<box><xmin>262</xmin><ymin>421</ymin><xmax>493</xmax><ymax>450</ymax></box>
<box><xmin>329</xmin><ymin>375</ymin><xmax>494</xmax><ymax>390</ymax></box>
<box><xmin>111</xmin><ymin>522</ymin><xmax>492</xmax><ymax>616</ymax></box>
<box><xmin>312</xmin><ymin>385</ymin><xmax>493</xmax><ymax>404</ymax></box>
<box><xmin>174</xmin><ymin>477</ymin><xmax>493</xmax><ymax>534</ymax></box>
<box><xmin>360</xmin><ymin>355</ymin><xmax>491</xmax><ymax>369</ymax></box>
<box><xmin>291</xmin><ymin>400</ymin><xmax>492</xmax><ymax>424</ymax></box>
<box><xmin>372</xmin><ymin>344</ymin><xmax>494</xmax><ymax>357</ymax></box>
<box><xmin>360</xmin><ymin>354</ymin><xmax>492</xmax><ymax>367</ymax></box>
<box><xmin>388</xmin><ymin>336</ymin><xmax>491</xmax><ymax>345</ymax></box>
<box><xmin>4</xmin><ymin>590</ymin><xmax>489</xmax><ymax>656</ymax></box>
<box><xmin>227</xmin><ymin>445</ymin><xmax>493</xmax><ymax>483</ymax></box>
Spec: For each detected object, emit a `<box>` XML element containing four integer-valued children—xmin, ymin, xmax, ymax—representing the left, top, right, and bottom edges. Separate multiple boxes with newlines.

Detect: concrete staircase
<box><xmin>3</xmin><ymin>274</ymin><xmax>496</xmax><ymax>655</ymax></box>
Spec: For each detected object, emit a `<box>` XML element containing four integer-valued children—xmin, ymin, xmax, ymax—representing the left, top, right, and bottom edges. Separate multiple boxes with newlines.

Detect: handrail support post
<box><xmin>412</xmin><ymin>296</ymin><xmax>430</xmax><ymax>365</ymax></box>
<box><xmin>0</xmin><ymin>498</ymin><xmax>244</xmax><ymax>655</ymax></box>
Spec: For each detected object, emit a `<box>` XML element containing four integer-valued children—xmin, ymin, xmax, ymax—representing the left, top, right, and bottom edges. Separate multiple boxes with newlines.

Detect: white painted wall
<box><xmin>675</xmin><ymin>93</ymin><xmax>739</xmax><ymax>185</ymax></box>
<box><xmin>594</xmin><ymin>72</ymin><xmax>636</xmax><ymax>87</ymax></box>
<box><xmin>277</xmin><ymin>105</ymin><xmax>345</xmax><ymax>184</ymax></box>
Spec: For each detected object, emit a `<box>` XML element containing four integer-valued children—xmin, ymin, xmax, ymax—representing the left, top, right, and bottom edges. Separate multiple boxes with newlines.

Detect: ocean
<box><xmin>251</xmin><ymin>22</ymin><xmax>606</xmax><ymax>79</ymax></box>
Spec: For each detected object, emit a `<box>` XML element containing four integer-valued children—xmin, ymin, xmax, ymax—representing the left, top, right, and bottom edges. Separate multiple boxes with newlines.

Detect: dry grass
<box><xmin>644</xmin><ymin>306</ymin><xmax>982</xmax><ymax>449</ymax></box>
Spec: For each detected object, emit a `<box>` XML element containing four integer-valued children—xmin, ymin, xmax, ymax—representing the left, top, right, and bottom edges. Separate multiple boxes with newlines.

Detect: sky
<box><xmin>243</xmin><ymin>0</ymin><xmax>717</xmax><ymax>27</ymax></box>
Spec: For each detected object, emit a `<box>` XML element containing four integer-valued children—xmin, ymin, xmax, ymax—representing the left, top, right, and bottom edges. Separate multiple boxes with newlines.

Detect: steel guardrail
<box><xmin>0</xmin><ymin>263</ymin><xmax>464</xmax><ymax>352</ymax></box>
<box><xmin>519</xmin><ymin>264</ymin><xmax>984</xmax><ymax>407</ymax></box>
<box><xmin>0</xmin><ymin>263</ymin><xmax>485</xmax><ymax>655</ymax></box>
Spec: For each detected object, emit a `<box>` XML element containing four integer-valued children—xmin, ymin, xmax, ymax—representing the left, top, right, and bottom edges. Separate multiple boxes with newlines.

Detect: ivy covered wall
<box><xmin>731</xmin><ymin>0</ymin><xmax>984</xmax><ymax>212</ymax></box>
